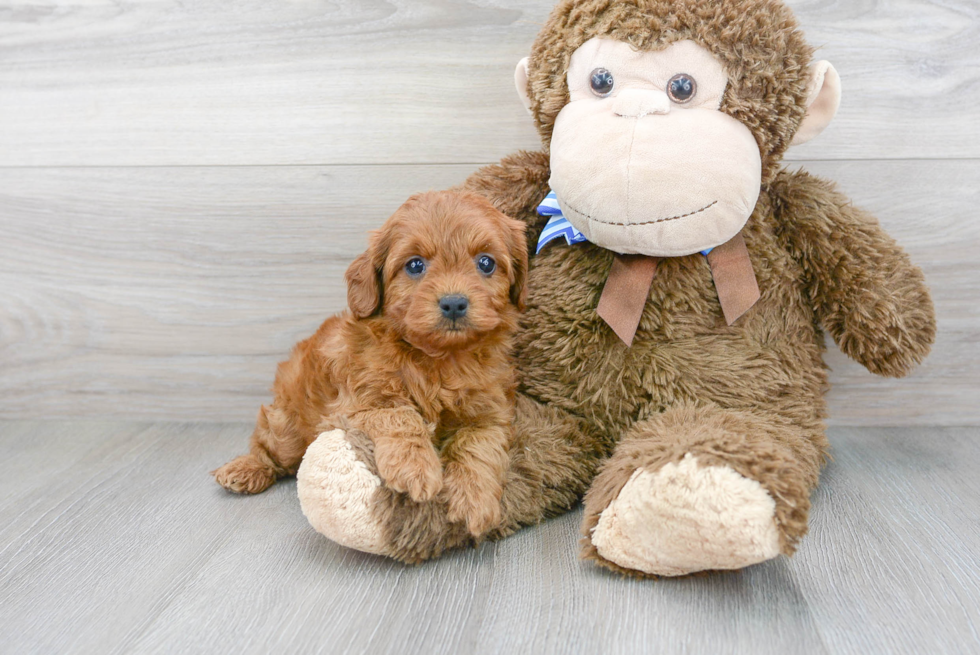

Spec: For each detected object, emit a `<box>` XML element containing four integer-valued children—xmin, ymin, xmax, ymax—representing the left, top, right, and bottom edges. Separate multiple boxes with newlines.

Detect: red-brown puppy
<box><xmin>214</xmin><ymin>190</ymin><xmax>527</xmax><ymax>536</ymax></box>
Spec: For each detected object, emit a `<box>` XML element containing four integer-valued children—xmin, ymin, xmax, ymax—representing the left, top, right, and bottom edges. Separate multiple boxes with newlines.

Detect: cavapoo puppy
<box><xmin>214</xmin><ymin>190</ymin><xmax>528</xmax><ymax>536</ymax></box>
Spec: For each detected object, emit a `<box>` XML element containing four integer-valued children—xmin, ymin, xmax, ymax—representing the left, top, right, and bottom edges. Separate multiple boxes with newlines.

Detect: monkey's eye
<box><xmin>405</xmin><ymin>257</ymin><xmax>427</xmax><ymax>278</ymax></box>
<box><xmin>589</xmin><ymin>68</ymin><xmax>615</xmax><ymax>97</ymax></box>
<box><xmin>477</xmin><ymin>255</ymin><xmax>496</xmax><ymax>275</ymax></box>
<box><xmin>667</xmin><ymin>74</ymin><xmax>697</xmax><ymax>103</ymax></box>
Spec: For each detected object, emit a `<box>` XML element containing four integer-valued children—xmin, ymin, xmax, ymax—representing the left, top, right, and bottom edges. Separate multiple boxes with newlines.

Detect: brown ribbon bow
<box><xmin>596</xmin><ymin>233</ymin><xmax>760</xmax><ymax>346</ymax></box>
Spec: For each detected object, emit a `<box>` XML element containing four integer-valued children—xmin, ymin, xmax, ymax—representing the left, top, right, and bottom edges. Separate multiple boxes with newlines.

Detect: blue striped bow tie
<box><xmin>536</xmin><ymin>191</ymin><xmax>589</xmax><ymax>253</ymax></box>
<box><xmin>536</xmin><ymin>191</ymin><xmax>713</xmax><ymax>256</ymax></box>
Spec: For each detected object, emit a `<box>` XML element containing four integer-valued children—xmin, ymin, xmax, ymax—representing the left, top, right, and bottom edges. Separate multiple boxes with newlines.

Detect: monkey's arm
<box><xmin>771</xmin><ymin>170</ymin><xmax>936</xmax><ymax>378</ymax></box>
<box><xmin>458</xmin><ymin>150</ymin><xmax>552</xmax><ymax>246</ymax></box>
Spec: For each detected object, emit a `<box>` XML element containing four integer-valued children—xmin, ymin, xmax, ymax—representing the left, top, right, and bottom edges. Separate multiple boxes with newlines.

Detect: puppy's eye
<box><xmin>405</xmin><ymin>257</ymin><xmax>427</xmax><ymax>278</ymax></box>
<box><xmin>667</xmin><ymin>73</ymin><xmax>697</xmax><ymax>103</ymax></box>
<box><xmin>477</xmin><ymin>255</ymin><xmax>496</xmax><ymax>275</ymax></box>
<box><xmin>590</xmin><ymin>68</ymin><xmax>614</xmax><ymax>97</ymax></box>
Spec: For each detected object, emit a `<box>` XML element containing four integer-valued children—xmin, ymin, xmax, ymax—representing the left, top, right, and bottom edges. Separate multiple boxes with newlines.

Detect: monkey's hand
<box><xmin>772</xmin><ymin>170</ymin><xmax>936</xmax><ymax>377</ymax></box>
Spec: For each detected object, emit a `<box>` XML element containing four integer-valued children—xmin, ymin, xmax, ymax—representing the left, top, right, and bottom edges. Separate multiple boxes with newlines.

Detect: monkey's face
<box><xmin>547</xmin><ymin>38</ymin><xmax>762</xmax><ymax>257</ymax></box>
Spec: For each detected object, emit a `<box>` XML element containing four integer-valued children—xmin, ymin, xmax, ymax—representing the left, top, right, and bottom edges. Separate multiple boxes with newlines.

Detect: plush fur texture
<box><xmin>215</xmin><ymin>190</ymin><xmax>528</xmax><ymax>538</ymax></box>
<box><xmin>290</xmin><ymin>0</ymin><xmax>936</xmax><ymax>575</ymax></box>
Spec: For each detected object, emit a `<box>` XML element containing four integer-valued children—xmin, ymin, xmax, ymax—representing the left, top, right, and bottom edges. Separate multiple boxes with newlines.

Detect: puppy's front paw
<box><xmin>444</xmin><ymin>464</ymin><xmax>503</xmax><ymax>537</ymax></box>
<box><xmin>449</xmin><ymin>495</ymin><xmax>502</xmax><ymax>538</ymax></box>
<box><xmin>374</xmin><ymin>439</ymin><xmax>443</xmax><ymax>502</ymax></box>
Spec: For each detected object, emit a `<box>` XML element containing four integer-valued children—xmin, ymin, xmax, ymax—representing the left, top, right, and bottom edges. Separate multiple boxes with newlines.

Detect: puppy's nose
<box><xmin>439</xmin><ymin>294</ymin><xmax>469</xmax><ymax>321</ymax></box>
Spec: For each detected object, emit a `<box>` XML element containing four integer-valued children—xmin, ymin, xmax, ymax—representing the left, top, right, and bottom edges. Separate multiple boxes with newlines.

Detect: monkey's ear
<box><xmin>345</xmin><ymin>250</ymin><xmax>381</xmax><ymax>319</ymax></box>
<box><xmin>514</xmin><ymin>57</ymin><xmax>532</xmax><ymax>114</ymax></box>
<box><xmin>792</xmin><ymin>61</ymin><xmax>841</xmax><ymax>146</ymax></box>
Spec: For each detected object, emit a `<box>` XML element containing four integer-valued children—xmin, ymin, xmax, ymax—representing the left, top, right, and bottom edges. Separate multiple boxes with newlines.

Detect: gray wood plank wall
<box><xmin>1</xmin><ymin>0</ymin><xmax>978</xmax><ymax>423</ymax></box>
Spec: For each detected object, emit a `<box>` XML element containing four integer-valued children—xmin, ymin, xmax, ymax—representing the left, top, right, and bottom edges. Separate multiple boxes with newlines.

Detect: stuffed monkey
<box><xmin>296</xmin><ymin>0</ymin><xmax>936</xmax><ymax>576</ymax></box>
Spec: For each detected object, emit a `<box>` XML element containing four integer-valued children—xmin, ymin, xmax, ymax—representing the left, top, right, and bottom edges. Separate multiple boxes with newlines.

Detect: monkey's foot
<box><xmin>580</xmin><ymin>404</ymin><xmax>820</xmax><ymax>577</ymax></box>
<box><xmin>588</xmin><ymin>453</ymin><xmax>781</xmax><ymax>576</ymax></box>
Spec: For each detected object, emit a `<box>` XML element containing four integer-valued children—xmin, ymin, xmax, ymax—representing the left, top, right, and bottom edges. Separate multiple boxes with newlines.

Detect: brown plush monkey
<box><xmin>296</xmin><ymin>0</ymin><xmax>936</xmax><ymax>576</ymax></box>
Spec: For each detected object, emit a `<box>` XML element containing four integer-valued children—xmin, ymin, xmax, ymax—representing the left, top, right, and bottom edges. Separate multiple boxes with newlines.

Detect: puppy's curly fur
<box><xmin>214</xmin><ymin>190</ymin><xmax>528</xmax><ymax>537</ymax></box>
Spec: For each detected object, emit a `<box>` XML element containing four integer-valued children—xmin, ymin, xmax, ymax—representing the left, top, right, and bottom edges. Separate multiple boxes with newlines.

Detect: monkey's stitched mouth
<box><xmin>563</xmin><ymin>199</ymin><xmax>718</xmax><ymax>227</ymax></box>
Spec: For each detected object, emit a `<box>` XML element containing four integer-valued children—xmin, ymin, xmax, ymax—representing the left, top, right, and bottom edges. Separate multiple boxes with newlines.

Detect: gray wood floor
<box><xmin>0</xmin><ymin>421</ymin><xmax>978</xmax><ymax>654</ymax></box>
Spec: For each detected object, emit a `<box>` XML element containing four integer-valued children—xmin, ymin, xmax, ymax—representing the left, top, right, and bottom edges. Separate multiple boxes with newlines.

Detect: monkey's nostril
<box><xmin>439</xmin><ymin>294</ymin><xmax>469</xmax><ymax>321</ymax></box>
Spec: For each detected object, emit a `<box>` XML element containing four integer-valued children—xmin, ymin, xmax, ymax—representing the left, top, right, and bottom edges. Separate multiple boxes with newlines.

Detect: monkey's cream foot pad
<box><xmin>590</xmin><ymin>453</ymin><xmax>781</xmax><ymax>576</ymax></box>
<box><xmin>297</xmin><ymin>429</ymin><xmax>391</xmax><ymax>556</ymax></box>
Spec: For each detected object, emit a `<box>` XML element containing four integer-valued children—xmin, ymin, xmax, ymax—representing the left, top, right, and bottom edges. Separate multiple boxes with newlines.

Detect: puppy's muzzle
<box><xmin>439</xmin><ymin>294</ymin><xmax>469</xmax><ymax>322</ymax></box>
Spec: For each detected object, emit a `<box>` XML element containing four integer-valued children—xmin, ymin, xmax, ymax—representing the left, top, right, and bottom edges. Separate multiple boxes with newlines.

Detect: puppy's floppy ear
<box><xmin>346</xmin><ymin>223</ymin><xmax>392</xmax><ymax>319</ymax></box>
<box><xmin>504</xmin><ymin>215</ymin><xmax>529</xmax><ymax>311</ymax></box>
<box><xmin>345</xmin><ymin>249</ymin><xmax>381</xmax><ymax>319</ymax></box>
<box><xmin>346</xmin><ymin>208</ymin><xmax>402</xmax><ymax>318</ymax></box>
